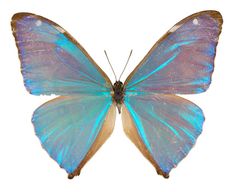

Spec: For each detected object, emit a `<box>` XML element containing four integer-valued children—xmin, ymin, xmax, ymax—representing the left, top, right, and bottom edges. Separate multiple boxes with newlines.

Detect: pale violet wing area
<box><xmin>124</xmin><ymin>94</ymin><xmax>204</xmax><ymax>175</ymax></box>
<box><xmin>125</xmin><ymin>11</ymin><xmax>222</xmax><ymax>94</ymax></box>
<box><xmin>12</xmin><ymin>13</ymin><xmax>111</xmax><ymax>95</ymax></box>
<box><xmin>32</xmin><ymin>95</ymin><xmax>113</xmax><ymax>174</ymax></box>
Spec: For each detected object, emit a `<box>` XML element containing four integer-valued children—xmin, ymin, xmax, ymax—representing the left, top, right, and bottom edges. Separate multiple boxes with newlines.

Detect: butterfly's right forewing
<box><xmin>124</xmin><ymin>11</ymin><xmax>222</xmax><ymax>94</ymax></box>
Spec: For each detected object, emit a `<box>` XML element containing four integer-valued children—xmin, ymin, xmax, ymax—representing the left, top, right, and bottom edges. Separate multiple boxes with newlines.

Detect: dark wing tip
<box><xmin>68</xmin><ymin>174</ymin><xmax>75</xmax><ymax>179</ymax></box>
<box><xmin>11</xmin><ymin>12</ymin><xmax>36</xmax><ymax>21</ymax></box>
<box><xmin>163</xmin><ymin>174</ymin><xmax>170</xmax><ymax>179</ymax></box>
<box><xmin>179</xmin><ymin>10</ymin><xmax>223</xmax><ymax>29</ymax></box>
<box><xmin>156</xmin><ymin>168</ymin><xmax>170</xmax><ymax>179</ymax></box>
<box><xmin>68</xmin><ymin>169</ymin><xmax>81</xmax><ymax>179</ymax></box>
<box><xmin>184</xmin><ymin>10</ymin><xmax>223</xmax><ymax>27</ymax></box>
<box><xmin>205</xmin><ymin>10</ymin><xmax>223</xmax><ymax>26</ymax></box>
<box><xmin>11</xmin><ymin>12</ymin><xmax>36</xmax><ymax>33</ymax></box>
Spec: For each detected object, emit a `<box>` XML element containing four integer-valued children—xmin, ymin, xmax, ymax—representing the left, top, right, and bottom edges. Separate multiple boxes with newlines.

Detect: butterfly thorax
<box><xmin>112</xmin><ymin>81</ymin><xmax>124</xmax><ymax>113</ymax></box>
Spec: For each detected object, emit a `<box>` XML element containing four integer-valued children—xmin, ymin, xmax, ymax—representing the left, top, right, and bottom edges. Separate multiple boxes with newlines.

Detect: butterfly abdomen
<box><xmin>112</xmin><ymin>81</ymin><xmax>124</xmax><ymax>113</ymax></box>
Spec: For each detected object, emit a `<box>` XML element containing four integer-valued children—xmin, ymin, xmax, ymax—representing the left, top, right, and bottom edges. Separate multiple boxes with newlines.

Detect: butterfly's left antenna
<box><xmin>104</xmin><ymin>50</ymin><xmax>118</xmax><ymax>81</ymax></box>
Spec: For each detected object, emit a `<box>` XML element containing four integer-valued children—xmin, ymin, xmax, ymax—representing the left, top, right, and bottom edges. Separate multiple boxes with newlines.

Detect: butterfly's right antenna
<box><xmin>104</xmin><ymin>50</ymin><xmax>117</xmax><ymax>81</ymax></box>
<box><xmin>118</xmin><ymin>50</ymin><xmax>133</xmax><ymax>81</ymax></box>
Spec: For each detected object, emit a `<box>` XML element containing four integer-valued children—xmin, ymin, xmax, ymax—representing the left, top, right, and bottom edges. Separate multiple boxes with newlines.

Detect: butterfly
<box><xmin>11</xmin><ymin>10</ymin><xmax>222</xmax><ymax>179</ymax></box>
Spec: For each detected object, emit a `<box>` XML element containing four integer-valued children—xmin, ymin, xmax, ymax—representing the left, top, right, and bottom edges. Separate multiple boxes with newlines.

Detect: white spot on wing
<box><xmin>169</xmin><ymin>25</ymin><xmax>181</xmax><ymax>33</ymax></box>
<box><xmin>35</xmin><ymin>20</ymin><xmax>42</xmax><ymax>26</ymax></box>
<box><xmin>54</xmin><ymin>25</ymin><xmax>65</xmax><ymax>33</ymax></box>
<box><xmin>193</xmin><ymin>18</ymin><xmax>199</xmax><ymax>25</ymax></box>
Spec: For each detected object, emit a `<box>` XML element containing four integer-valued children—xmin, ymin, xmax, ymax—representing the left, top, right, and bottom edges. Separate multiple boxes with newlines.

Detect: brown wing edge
<box><xmin>121</xmin><ymin>104</ymin><xmax>169</xmax><ymax>178</ymax></box>
<box><xmin>11</xmin><ymin>12</ymin><xmax>113</xmax><ymax>89</ymax></box>
<box><xmin>124</xmin><ymin>10</ymin><xmax>223</xmax><ymax>87</ymax></box>
<box><xmin>68</xmin><ymin>103</ymin><xmax>116</xmax><ymax>179</ymax></box>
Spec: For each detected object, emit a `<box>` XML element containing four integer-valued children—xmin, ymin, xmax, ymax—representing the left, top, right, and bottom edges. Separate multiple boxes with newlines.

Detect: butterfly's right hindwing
<box><xmin>122</xmin><ymin>11</ymin><xmax>222</xmax><ymax>177</ymax></box>
<box><xmin>122</xmin><ymin>94</ymin><xmax>204</xmax><ymax>178</ymax></box>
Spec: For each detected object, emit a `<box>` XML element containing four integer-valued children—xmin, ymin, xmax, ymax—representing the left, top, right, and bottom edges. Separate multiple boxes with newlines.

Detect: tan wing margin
<box><xmin>68</xmin><ymin>103</ymin><xmax>116</xmax><ymax>179</ymax></box>
<box><xmin>121</xmin><ymin>105</ymin><xmax>169</xmax><ymax>178</ymax></box>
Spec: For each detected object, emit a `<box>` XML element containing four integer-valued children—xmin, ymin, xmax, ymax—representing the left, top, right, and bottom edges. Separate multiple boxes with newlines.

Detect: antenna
<box><xmin>104</xmin><ymin>50</ymin><xmax>117</xmax><ymax>81</ymax></box>
<box><xmin>118</xmin><ymin>50</ymin><xmax>133</xmax><ymax>80</ymax></box>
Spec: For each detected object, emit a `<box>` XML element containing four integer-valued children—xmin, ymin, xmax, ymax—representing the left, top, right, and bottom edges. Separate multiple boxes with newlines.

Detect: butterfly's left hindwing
<box><xmin>33</xmin><ymin>95</ymin><xmax>116</xmax><ymax>178</ymax></box>
<box><xmin>12</xmin><ymin>13</ymin><xmax>116</xmax><ymax>178</ymax></box>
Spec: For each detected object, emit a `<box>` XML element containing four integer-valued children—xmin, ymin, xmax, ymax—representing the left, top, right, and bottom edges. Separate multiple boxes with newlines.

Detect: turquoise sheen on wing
<box><xmin>12</xmin><ymin>11</ymin><xmax>222</xmax><ymax>177</ymax></box>
<box><xmin>124</xmin><ymin>94</ymin><xmax>204</xmax><ymax>174</ymax></box>
<box><xmin>16</xmin><ymin>16</ymin><xmax>111</xmax><ymax>95</ymax></box>
<box><xmin>125</xmin><ymin>14</ymin><xmax>220</xmax><ymax>94</ymax></box>
<box><xmin>33</xmin><ymin>95</ymin><xmax>112</xmax><ymax>173</ymax></box>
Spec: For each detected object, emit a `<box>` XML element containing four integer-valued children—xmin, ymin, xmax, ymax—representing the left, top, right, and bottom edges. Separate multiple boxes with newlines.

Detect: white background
<box><xmin>0</xmin><ymin>0</ymin><xmax>235</xmax><ymax>191</ymax></box>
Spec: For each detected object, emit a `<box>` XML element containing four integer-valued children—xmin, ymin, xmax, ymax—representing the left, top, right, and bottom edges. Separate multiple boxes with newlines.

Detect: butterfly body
<box><xmin>112</xmin><ymin>81</ymin><xmax>124</xmax><ymax>113</ymax></box>
<box><xmin>11</xmin><ymin>10</ymin><xmax>222</xmax><ymax>179</ymax></box>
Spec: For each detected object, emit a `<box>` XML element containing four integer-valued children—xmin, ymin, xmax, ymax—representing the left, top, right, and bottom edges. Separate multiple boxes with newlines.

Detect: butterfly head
<box><xmin>112</xmin><ymin>81</ymin><xmax>124</xmax><ymax>113</ymax></box>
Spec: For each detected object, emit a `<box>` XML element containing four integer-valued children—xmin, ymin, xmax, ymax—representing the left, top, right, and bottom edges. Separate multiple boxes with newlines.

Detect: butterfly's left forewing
<box><xmin>11</xmin><ymin>13</ymin><xmax>112</xmax><ymax>95</ymax></box>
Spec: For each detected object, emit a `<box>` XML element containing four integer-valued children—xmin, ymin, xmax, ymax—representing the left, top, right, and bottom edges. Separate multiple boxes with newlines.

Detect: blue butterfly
<box><xmin>11</xmin><ymin>10</ymin><xmax>222</xmax><ymax>179</ymax></box>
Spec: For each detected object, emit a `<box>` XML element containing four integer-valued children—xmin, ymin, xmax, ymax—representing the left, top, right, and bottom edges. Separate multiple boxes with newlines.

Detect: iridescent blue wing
<box><xmin>11</xmin><ymin>13</ymin><xmax>116</xmax><ymax>178</ymax></box>
<box><xmin>122</xmin><ymin>11</ymin><xmax>222</xmax><ymax>177</ymax></box>
<box><xmin>11</xmin><ymin>13</ymin><xmax>112</xmax><ymax>95</ymax></box>
<box><xmin>33</xmin><ymin>95</ymin><xmax>116</xmax><ymax>178</ymax></box>
<box><xmin>124</xmin><ymin>11</ymin><xmax>222</xmax><ymax>94</ymax></box>
<box><xmin>122</xmin><ymin>94</ymin><xmax>204</xmax><ymax>178</ymax></box>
